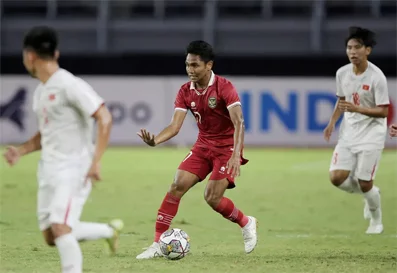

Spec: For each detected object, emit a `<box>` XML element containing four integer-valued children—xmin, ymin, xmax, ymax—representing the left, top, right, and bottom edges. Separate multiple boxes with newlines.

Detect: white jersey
<box><xmin>33</xmin><ymin>69</ymin><xmax>104</xmax><ymax>162</ymax></box>
<box><xmin>336</xmin><ymin>62</ymin><xmax>389</xmax><ymax>149</ymax></box>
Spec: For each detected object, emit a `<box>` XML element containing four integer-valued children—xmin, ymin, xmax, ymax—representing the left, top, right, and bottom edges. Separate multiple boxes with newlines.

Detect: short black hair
<box><xmin>23</xmin><ymin>26</ymin><xmax>58</xmax><ymax>59</ymax></box>
<box><xmin>345</xmin><ymin>26</ymin><xmax>377</xmax><ymax>48</ymax></box>
<box><xmin>186</xmin><ymin>40</ymin><xmax>215</xmax><ymax>63</ymax></box>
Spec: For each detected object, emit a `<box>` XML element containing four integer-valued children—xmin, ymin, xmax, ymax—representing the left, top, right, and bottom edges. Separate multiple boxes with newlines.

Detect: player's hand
<box><xmin>3</xmin><ymin>146</ymin><xmax>21</xmax><ymax>166</ymax></box>
<box><xmin>323</xmin><ymin>123</ymin><xmax>334</xmax><ymax>142</ymax></box>
<box><xmin>137</xmin><ymin>129</ymin><xmax>156</xmax><ymax>147</ymax></box>
<box><xmin>389</xmin><ymin>124</ymin><xmax>397</xmax><ymax>138</ymax></box>
<box><xmin>338</xmin><ymin>100</ymin><xmax>358</xmax><ymax>113</ymax></box>
<box><xmin>226</xmin><ymin>155</ymin><xmax>241</xmax><ymax>178</ymax></box>
<box><xmin>86</xmin><ymin>162</ymin><xmax>101</xmax><ymax>182</ymax></box>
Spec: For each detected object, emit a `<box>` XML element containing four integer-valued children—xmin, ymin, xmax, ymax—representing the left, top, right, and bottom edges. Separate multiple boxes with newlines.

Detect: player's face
<box><xmin>22</xmin><ymin>49</ymin><xmax>37</xmax><ymax>78</ymax></box>
<box><xmin>346</xmin><ymin>39</ymin><xmax>371</xmax><ymax>65</ymax></box>
<box><xmin>185</xmin><ymin>54</ymin><xmax>213</xmax><ymax>83</ymax></box>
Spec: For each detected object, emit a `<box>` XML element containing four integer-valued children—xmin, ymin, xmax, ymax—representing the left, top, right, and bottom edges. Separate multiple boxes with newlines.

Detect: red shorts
<box><xmin>178</xmin><ymin>145</ymin><xmax>249</xmax><ymax>189</ymax></box>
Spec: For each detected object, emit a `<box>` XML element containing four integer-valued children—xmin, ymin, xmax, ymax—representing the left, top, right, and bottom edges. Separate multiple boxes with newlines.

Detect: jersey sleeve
<box><xmin>336</xmin><ymin>70</ymin><xmax>344</xmax><ymax>97</ymax></box>
<box><xmin>374</xmin><ymin>75</ymin><xmax>389</xmax><ymax>106</ymax></box>
<box><xmin>66</xmin><ymin>79</ymin><xmax>105</xmax><ymax>116</ymax></box>
<box><xmin>222</xmin><ymin>81</ymin><xmax>241</xmax><ymax>109</ymax></box>
<box><xmin>174</xmin><ymin>86</ymin><xmax>188</xmax><ymax>112</ymax></box>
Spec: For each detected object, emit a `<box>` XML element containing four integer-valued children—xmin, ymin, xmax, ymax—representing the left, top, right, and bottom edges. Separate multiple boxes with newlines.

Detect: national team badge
<box><xmin>208</xmin><ymin>97</ymin><xmax>217</xmax><ymax>109</ymax></box>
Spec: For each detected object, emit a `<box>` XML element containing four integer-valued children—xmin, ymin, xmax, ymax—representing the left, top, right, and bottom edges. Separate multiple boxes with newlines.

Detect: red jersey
<box><xmin>174</xmin><ymin>72</ymin><xmax>241</xmax><ymax>149</ymax></box>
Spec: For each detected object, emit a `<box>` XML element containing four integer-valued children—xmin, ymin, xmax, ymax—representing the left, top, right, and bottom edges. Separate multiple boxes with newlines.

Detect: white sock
<box><xmin>364</xmin><ymin>187</ymin><xmax>382</xmax><ymax>224</ymax></box>
<box><xmin>338</xmin><ymin>176</ymin><xmax>361</xmax><ymax>194</ymax></box>
<box><xmin>55</xmin><ymin>233</ymin><xmax>83</xmax><ymax>273</ymax></box>
<box><xmin>72</xmin><ymin>222</ymin><xmax>114</xmax><ymax>241</ymax></box>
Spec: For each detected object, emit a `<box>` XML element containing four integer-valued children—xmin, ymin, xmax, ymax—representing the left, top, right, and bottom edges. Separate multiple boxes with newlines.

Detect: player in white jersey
<box><xmin>389</xmin><ymin>124</ymin><xmax>397</xmax><ymax>137</ymax></box>
<box><xmin>3</xmin><ymin>26</ymin><xmax>123</xmax><ymax>273</ymax></box>
<box><xmin>324</xmin><ymin>27</ymin><xmax>390</xmax><ymax>234</ymax></box>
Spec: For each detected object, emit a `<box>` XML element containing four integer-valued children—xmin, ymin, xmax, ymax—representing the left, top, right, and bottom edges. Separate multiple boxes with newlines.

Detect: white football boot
<box><xmin>136</xmin><ymin>242</ymin><xmax>164</xmax><ymax>259</ymax></box>
<box><xmin>106</xmin><ymin>219</ymin><xmax>124</xmax><ymax>255</ymax></box>
<box><xmin>241</xmin><ymin>216</ymin><xmax>258</xmax><ymax>253</ymax></box>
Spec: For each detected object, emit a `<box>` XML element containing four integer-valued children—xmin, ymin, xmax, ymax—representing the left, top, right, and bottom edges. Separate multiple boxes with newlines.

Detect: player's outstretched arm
<box><xmin>138</xmin><ymin>110</ymin><xmax>187</xmax><ymax>147</ymax></box>
<box><xmin>3</xmin><ymin>131</ymin><xmax>41</xmax><ymax>166</ymax></box>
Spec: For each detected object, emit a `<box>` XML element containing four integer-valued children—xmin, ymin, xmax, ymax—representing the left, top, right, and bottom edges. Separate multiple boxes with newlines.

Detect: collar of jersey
<box><xmin>190</xmin><ymin>71</ymin><xmax>215</xmax><ymax>95</ymax></box>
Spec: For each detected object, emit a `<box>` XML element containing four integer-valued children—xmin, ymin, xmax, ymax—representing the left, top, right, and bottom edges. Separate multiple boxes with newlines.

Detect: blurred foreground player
<box><xmin>324</xmin><ymin>27</ymin><xmax>389</xmax><ymax>234</ymax></box>
<box><xmin>3</xmin><ymin>26</ymin><xmax>123</xmax><ymax>273</ymax></box>
<box><xmin>389</xmin><ymin>124</ymin><xmax>397</xmax><ymax>137</ymax></box>
<box><xmin>136</xmin><ymin>41</ymin><xmax>257</xmax><ymax>259</ymax></box>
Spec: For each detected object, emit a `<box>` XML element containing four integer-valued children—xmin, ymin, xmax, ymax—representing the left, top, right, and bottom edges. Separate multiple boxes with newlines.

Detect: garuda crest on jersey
<box><xmin>208</xmin><ymin>97</ymin><xmax>217</xmax><ymax>109</ymax></box>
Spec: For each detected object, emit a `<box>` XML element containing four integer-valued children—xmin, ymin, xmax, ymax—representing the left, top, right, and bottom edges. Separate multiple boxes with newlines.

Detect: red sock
<box><xmin>154</xmin><ymin>193</ymin><xmax>181</xmax><ymax>242</ymax></box>
<box><xmin>214</xmin><ymin>197</ymin><xmax>249</xmax><ymax>228</ymax></box>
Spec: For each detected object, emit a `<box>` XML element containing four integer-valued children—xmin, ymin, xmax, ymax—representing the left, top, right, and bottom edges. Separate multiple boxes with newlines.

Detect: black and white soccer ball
<box><xmin>159</xmin><ymin>228</ymin><xmax>190</xmax><ymax>260</ymax></box>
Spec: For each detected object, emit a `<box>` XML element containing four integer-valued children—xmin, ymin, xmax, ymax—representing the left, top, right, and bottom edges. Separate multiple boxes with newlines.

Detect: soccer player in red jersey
<box><xmin>136</xmin><ymin>40</ymin><xmax>258</xmax><ymax>259</ymax></box>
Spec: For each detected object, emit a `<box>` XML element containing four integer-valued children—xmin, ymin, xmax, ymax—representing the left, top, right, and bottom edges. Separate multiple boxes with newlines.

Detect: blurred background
<box><xmin>1</xmin><ymin>0</ymin><xmax>396</xmax><ymax>148</ymax></box>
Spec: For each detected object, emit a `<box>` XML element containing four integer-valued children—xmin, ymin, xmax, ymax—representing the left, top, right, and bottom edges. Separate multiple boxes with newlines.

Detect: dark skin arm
<box><xmin>138</xmin><ymin>110</ymin><xmax>187</xmax><ymax>146</ymax></box>
<box><xmin>226</xmin><ymin>105</ymin><xmax>245</xmax><ymax>177</ymax></box>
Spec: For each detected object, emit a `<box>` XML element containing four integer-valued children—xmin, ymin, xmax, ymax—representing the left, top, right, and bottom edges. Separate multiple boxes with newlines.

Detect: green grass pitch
<box><xmin>0</xmin><ymin>147</ymin><xmax>396</xmax><ymax>273</ymax></box>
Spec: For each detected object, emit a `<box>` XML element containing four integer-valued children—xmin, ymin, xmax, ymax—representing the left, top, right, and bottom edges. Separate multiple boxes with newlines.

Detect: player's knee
<box><xmin>358</xmin><ymin>179</ymin><xmax>373</xmax><ymax>193</ymax></box>
<box><xmin>329</xmin><ymin>171</ymin><xmax>349</xmax><ymax>186</ymax></box>
<box><xmin>204</xmin><ymin>189</ymin><xmax>221</xmax><ymax>209</ymax></box>
<box><xmin>169</xmin><ymin>181</ymin><xmax>188</xmax><ymax>198</ymax></box>
<box><xmin>51</xmin><ymin>223</ymin><xmax>72</xmax><ymax>239</ymax></box>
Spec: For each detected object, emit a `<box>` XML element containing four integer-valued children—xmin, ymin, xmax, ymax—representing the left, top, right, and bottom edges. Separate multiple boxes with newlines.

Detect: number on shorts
<box><xmin>183</xmin><ymin>151</ymin><xmax>193</xmax><ymax>162</ymax></box>
<box><xmin>352</xmin><ymin>92</ymin><xmax>360</xmax><ymax>106</ymax></box>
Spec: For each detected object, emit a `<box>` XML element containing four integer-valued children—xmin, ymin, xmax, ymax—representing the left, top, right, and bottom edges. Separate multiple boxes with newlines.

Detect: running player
<box><xmin>324</xmin><ymin>26</ymin><xmax>389</xmax><ymax>234</ymax></box>
<box><xmin>136</xmin><ymin>40</ymin><xmax>257</xmax><ymax>259</ymax></box>
<box><xmin>3</xmin><ymin>26</ymin><xmax>123</xmax><ymax>273</ymax></box>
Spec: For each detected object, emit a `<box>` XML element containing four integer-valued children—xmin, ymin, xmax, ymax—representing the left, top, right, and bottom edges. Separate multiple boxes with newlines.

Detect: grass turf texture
<box><xmin>0</xmin><ymin>147</ymin><xmax>396</xmax><ymax>273</ymax></box>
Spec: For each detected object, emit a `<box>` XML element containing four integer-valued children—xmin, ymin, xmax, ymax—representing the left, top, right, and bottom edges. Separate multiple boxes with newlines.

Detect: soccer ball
<box><xmin>159</xmin><ymin>228</ymin><xmax>190</xmax><ymax>260</ymax></box>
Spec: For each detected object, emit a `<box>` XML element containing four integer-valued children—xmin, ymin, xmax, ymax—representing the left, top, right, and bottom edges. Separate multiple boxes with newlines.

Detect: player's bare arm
<box><xmin>3</xmin><ymin>131</ymin><xmax>41</xmax><ymax>166</ymax></box>
<box><xmin>226</xmin><ymin>105</ymin><xmax>244</xmax><ymax>177</ymax></box>
<box><xmin>138</xmin><ymin>110</ymin><xmax>187</xmax><ymax>147</ymax></box>
<box><xmin>324</xmin><ymin>97</ymin><xmax>345</xmax><ymax>142</ymax></box>
<box><xmin>338</xmin><ymin>101</ymin><xmax>388</xmax><ymax>118</ymax></box>
<box><xmin>88</xmin><ymin>104</ymin><xmax>113</xmax><ymax>181</ymax></box>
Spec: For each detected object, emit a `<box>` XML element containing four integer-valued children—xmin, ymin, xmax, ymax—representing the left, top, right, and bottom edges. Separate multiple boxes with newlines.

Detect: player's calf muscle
<box><xmin>358</xmin><ymin>180</ymin><xmax>373</xmax><ymax>192</ymax></box>
<box><xmin>42</xmin><ymin>229</ymin><xmax>56</xmax><ymax>246</ymax></box>
<box><xmin>329</xmin><ymin>170</ymin><xmax>350</xmax><ymax>186</ymax></box>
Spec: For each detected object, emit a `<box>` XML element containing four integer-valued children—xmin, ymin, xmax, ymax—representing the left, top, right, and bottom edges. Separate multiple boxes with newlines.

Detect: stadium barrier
<box><xmin>1</xmin><ymin>76</ymin><xmax>396</xmax><ymax>148</ymax></box>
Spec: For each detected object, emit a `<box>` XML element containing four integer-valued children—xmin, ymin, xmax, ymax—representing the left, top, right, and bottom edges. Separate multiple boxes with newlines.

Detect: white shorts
<box><xmin>37</xmin><ymin>158</ymin><xmax>92</xmax><ymax>231</ymax></box>
<box><xmin>329</xmin><ymin>144</ymin><xmax>382</xmax><ymax>181</ymax></box>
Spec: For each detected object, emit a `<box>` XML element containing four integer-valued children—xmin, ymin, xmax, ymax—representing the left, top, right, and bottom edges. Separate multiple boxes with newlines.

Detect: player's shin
<box><xmin>213</xmin><ymin>197</ymin><xmax>249</xmax><ymax>228</ymax></box>
<box><xmin>155</xmin><ymin>193</ymin><xmax>181</xmax><ymax>242</ymax></box>
<box><xmin>362</xmin><ymin>184</ymin><xmax>382</xmax><ymax>223</ymax></box>
<box><xmin>55</xmin><ymin>233</ymin><xmax>83</xmax><ymax>273</ymax></box>
<box><xmin>72</xmin><ymin>222</ymin><xmax>114</xmax><ymax>241</ymax></box>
